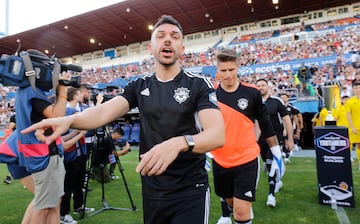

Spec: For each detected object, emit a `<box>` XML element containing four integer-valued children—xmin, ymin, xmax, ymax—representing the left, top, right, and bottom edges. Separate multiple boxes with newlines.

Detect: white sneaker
<box><xmin>216</xmin><ymin>216</ymin><xmax>232</xmax><ymax>224</ymax></box>
<box><xmin>284</xmin><ymin>158</ymin><xmax>291</xmax><ymax>164</ymax></box>
<box><xmin>266</xmin><ymin>194</ymin><xmax>276</xmax><ymax>207</ymax></box>
<box><xmin>110</xmin><ymin>175</ymin><xmax>119</xmax><ymax>180</ymax></box>
<box><xmin>73</xmin><ymin>207</ymin><xmax>95</xmax><ymax>214</ymax></box>
<box><xmin>60</xmin><ymin>214</ymin><xmax>77</xmax><ymax>224</ymax></box>
<box><xmin>275</xmin><ymin>180</ymin><xmax>283</xmax><ymax>193</ymax></box>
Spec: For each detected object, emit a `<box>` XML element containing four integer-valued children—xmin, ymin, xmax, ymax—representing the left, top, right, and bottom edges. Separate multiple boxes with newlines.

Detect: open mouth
<box><xmin>161</xmin><ymin>47</ymin><xmax>174</xmax><ymax>57</ymax></box>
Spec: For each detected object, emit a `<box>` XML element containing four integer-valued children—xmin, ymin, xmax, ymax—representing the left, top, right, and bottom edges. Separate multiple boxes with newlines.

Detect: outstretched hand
<box><xmin>21</xmin><ymin>116</ymin><xmax>72</xmax><ymax>144</ymax></box>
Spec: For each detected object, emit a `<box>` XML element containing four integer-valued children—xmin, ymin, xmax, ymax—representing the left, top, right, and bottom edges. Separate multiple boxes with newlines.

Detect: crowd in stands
<box><xmin>231</xmin><ymin>17</ymin><xmax>360</xmax><ymax>44</ymax></box>
<box><xmin>0</xmin><ymin>17</ymin><xmax>359</xmax><ymax>127</ymax></box>
<box><xmin>79</xmin><ymin>17</ymin><xmax>359</xmax><ymax>83</ymax></box>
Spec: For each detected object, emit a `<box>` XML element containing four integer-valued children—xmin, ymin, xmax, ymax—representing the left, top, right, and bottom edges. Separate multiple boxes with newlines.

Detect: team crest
<box><xmin>237</xmin><ymin>98</ymin><xmax>248</xmax><ymax>110</ymax></box>
<box><xmin>173</xmin><ymin>87</ymin><xmax>190</xmax><ymax>104</ymax></box>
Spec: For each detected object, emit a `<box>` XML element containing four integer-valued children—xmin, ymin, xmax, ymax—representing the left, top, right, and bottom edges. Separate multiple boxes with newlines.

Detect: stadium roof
<box><xmin>0</xmin><ymin>0</ymin><xmax>357</xmax><ymax>58</ymax></box>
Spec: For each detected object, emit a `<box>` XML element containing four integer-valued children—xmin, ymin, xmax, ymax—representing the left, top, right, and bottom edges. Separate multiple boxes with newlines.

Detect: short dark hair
<box><xmin>255</xmin><ymin>78</ymin><xmax>268</xmax><ymax>85</ymax></box>
<box><xmin>67</xmin><ymin>87</ymin><xmax>79</xmax><ymax>101</ymax></box>
<box><xmin>216</xmin><ymin>48</ymin><xmax>237</xmax><ymax>63</ymax></box>
<box><xmin>153</xmin><ymin>15</ymin><xmax>183</xmax><ymax>34</ymax></box>
<box><xmin>112</xmin><ymin>127</ymin><xmax>124</xmax><ymax>136</ymax></box>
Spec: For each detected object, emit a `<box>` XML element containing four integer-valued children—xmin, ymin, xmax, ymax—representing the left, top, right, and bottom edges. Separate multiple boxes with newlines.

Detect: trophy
<box><xmin>322</xmin><ymin>81</ymin><xmax>337</xmax><ymax>126</ymax></box>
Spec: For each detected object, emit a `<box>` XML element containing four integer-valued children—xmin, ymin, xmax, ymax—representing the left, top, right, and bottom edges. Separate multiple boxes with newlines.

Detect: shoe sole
<box><xmin>73</xmin><ymin>209</ymin><xmax>95</xmax><ymax>215</ymax></box>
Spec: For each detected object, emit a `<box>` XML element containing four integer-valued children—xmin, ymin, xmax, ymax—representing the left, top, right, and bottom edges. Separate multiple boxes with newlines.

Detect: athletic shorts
<box><xmin>32</xmin><ymin>155</ymin><xmax>65</xmax><ymax>210</ymax></box>
<box><xmin>142</xmin><ymin>188</ymin><xmax>210</xmax><ymax>224</ymax></box>
<box><xmin>213</xmin><ymin>158</ymin><xmax>259</xmax><ymax>202</ymax></box>
<box><xmin>7</xmin><ymin>163</ymin><xmax>31</xmax><ymax>179</ymax></box>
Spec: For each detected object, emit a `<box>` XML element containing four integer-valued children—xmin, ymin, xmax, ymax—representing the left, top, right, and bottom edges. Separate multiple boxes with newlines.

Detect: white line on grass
<box><xmin>336</xmin><ymin>207</ymin><xmax>351</xmax><ymax>224</ymax></box>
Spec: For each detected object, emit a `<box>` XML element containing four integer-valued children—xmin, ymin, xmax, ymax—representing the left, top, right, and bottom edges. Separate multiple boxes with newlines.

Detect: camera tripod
<box><xmin>82</xmin><ymin>126</ymin><xmax>137</xmax><ymax>219</ymax></box>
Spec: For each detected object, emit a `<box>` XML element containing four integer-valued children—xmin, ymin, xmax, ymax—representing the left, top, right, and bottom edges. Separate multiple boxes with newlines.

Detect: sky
<box><xmin>0</xmin><ymin>0</ymin><xmax>126</xmax><ymax>35</ymax></box>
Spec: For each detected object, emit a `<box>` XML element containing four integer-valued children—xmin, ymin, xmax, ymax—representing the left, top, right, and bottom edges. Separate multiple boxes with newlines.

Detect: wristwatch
<box><xmin>184</xmin><ymin>135</ymin><xmax>195</xmax><ymax>152</ymax></box>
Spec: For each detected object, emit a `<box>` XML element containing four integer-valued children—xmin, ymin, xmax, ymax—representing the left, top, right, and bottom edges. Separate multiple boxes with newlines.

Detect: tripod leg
<box><xmin>100</xmin><ymin>164</ymin><xmax>106</xmax><ymax>201</ymax></box>
<box><xmin>81</xmin><ymin>143</ymin><xmax>95</xmax><ymax>219</ymax></box>
<box><xmin>116</xmin><ymin>159</ymin><xmax>137</xmax><ymax>210</ymax></box>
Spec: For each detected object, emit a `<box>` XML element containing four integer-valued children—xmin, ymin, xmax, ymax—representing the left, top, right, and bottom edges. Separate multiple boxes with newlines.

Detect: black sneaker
<box><xmin>3</xmin><ymin>176</ymin><xmax>12</xmax><ymax>184</ymax></box>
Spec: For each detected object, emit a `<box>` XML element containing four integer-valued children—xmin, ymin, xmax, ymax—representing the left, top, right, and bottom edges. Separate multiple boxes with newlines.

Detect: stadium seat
<box><xmin>119</xmin><ymin>123</ymin><xmax>132</xmax><ymax>143</ymax></box>
<box><xmin>128</xmin><ymin>122</ymin><xmax>140</xmax><ymax>144</ymax></box>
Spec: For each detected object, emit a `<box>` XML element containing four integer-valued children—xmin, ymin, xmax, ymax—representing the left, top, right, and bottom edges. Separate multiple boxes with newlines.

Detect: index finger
<box><xmin>21</xmin><ymin>122</ymin><xmax>59</xmax><ymax>145</ymax></box>
<box><xmin>21</xmin><ymin>120</ymin><xmax>49</xmax><ymax>135</ymax></box>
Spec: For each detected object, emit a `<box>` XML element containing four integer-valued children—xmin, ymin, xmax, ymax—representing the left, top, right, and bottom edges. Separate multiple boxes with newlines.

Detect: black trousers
<box><xmin>60</xmin><ymin>155</ymin><xmax>86</xmax><ymax>216</ymax></box>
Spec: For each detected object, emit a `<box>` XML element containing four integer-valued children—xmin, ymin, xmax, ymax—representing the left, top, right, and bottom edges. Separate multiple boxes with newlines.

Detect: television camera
<box><xmin>90</xmin><ymin>85</ymin><xmax>120</xmax><ymax>104</ymax></box>
<box><xmin>0</xmin><ymin>49</ymin><xmax>82</xmax><ymax>90</ymax></box>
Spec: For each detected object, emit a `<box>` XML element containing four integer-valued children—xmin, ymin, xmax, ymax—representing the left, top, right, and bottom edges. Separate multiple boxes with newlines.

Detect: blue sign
<box><xmin>201</xmin><ymin>54</ymin><xmax>353</xmax><ymax>77</ymax></box>
<box><xmin>316</xmin><ymin>131</ymin><xmax>350</xmax><ymax>154</ymax></box>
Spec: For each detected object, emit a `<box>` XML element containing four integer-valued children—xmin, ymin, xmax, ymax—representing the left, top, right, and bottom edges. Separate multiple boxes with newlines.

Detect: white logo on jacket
<box><xmin>237</xmin><ymin>98</ymin><xmax>249</xmax><ymax>110</ymax></box>
<box><xmin>173</xmin><ymin>87</ymin><xmax>190</xmax><ymax>104</ymax></box>
<box><xmin>140</xmin><ymin>88</ymin><xmax>150</xmax><ymax>96</ymax></box>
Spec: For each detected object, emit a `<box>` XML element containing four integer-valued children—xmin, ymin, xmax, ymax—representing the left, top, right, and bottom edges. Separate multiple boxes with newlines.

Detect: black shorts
<box><xmin>142</xmin><ymin>188</ymin><xmax>210</xmax><ymax>224</ymax></box>
<box><xmin>212</xmin><ymin>158</ymin><xmax>259</xmax><ymax>202</ymax></box>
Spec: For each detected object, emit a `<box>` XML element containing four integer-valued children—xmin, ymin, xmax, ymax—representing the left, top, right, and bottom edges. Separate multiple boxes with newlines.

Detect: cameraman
<box><xmin>108</xmin><ymin>127</ymin><xmax>130</xmax><ymax>180</ymax></box>
<box><xmin>92</xmin><ymin>126</ymin><xmax>130</xmax><ymax>182</ymax></box>
<box><xmin>15</xmin><ymin>50</ymin><xmax>71</xmax><ymax>223</ymax></box>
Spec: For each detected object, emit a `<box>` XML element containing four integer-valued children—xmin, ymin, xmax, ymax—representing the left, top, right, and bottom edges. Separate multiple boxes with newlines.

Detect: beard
<box><xmin>158</xmin><ymin>59</ymin><xmax>177</xmax><ymax>67</ymax></box>
<box><xmin>154</xmin><ymin>51</ymin><xmax>179</xmax><ymax>67</ymax></box>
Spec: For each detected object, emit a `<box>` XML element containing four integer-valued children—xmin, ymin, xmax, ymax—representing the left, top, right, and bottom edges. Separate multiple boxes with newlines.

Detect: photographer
<box><xmin>92</xmin><ymin>126</ymin><xmax>130</xmax><ymax>182</ymax></box>
<box><xmin>108</xmin><ymin>127</ymin><xmax>131</xmax><ymax>180</ymax></box>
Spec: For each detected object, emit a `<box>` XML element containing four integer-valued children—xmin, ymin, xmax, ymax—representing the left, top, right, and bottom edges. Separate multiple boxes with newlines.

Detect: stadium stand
<box><xmin>1</xmin><ymin>3</ymin><xmax>360</xmax><ymax>148</ymax></box>
<box><xmin>128</xmin><ymin>122</ymin><xmax>140</xmax><ymax>144</ymax></box>
<box><xmin>119</xmin><ymin>123</ymin><xmax>132</xmax><ymax>143</ymax></box>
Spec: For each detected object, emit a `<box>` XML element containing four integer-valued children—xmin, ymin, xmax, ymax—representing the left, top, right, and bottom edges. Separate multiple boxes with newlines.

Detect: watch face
<box><xmin>185</xmin><ymin>135</ymin><xmax>195</xmax><ymax>151</ymax></box>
